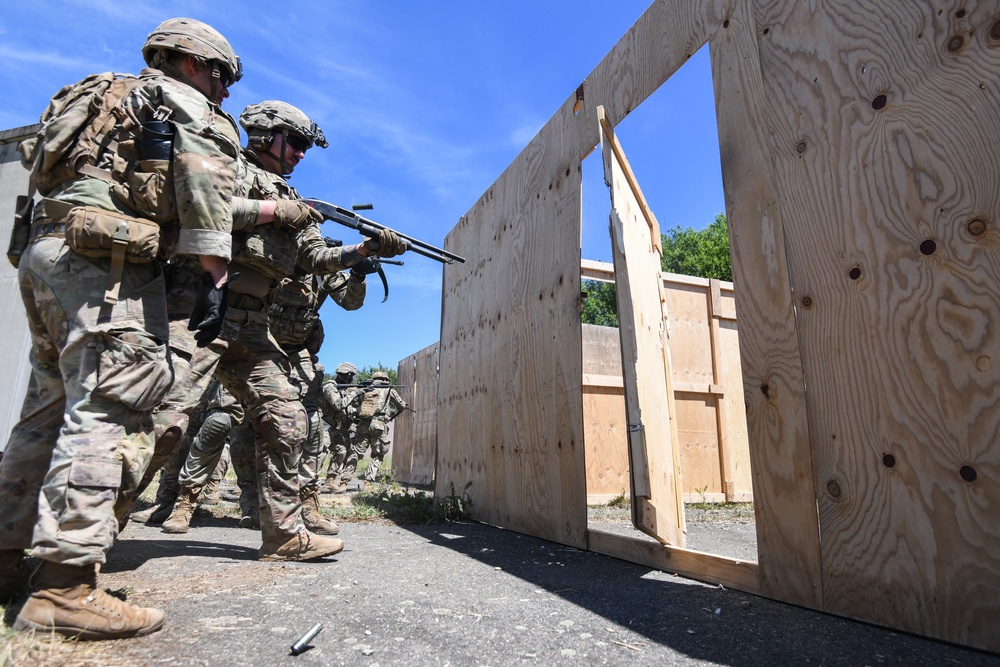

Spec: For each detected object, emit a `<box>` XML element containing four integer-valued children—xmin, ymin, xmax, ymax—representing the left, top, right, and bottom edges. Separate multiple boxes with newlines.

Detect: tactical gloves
<box><xmin>274</xmin><ymin>200</ymin><xmax>323</xmax><ymax>231</ymax></box>
<box><xmin>188</xmin><ymin>272</ymin><xmax>230</xmax><ymax>347</ymax></box>
<box><xmin>362</xmin><ymin>229</ymin><xmax>408</xmax><ymax>257</ymax></box>
<box><xmin>349</xmin><ymin>257</ymin><xmax>379</xmax><ymax>279</ymax></box>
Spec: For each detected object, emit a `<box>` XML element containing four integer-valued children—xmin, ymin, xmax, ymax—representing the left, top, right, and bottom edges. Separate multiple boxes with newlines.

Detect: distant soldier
<box><xmin>0</xmin><ymin>17</ymin><xmax>243</xmax><ymax>639</ymax></box>
<box><xmin>354</xmin><ymin>372</ymin><xmax>408</xmax><ymax>485</ymax></box>
<box><xmin>322</xmin><ymin>362</ymin><xmax>364</xmax><ymax>493</ymax></box>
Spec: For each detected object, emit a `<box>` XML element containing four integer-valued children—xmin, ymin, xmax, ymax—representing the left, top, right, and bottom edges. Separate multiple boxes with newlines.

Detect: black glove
<box><xmin>350</xmin><ymin>257</ymin><xmax>380</xmax><ymax>279</ymax></box>
<box><xmin>187</xmin><ymin>272</ymin><xmax>229</xmax><ymax>347</ymax></box>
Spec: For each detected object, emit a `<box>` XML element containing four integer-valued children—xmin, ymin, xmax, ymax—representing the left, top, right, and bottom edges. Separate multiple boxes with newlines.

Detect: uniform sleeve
<box><xmin>320</xmin><ymin>272</ymin><xmax>366</xmax><ymax>311</ymax></box>
<box><xmin>160</xmin><ymin>84</ymin><xmax>241</xmax><ymax>260</ymax></box>
<box><xmin>297</xmin><ymin>222</ymin><xmax>350</xmax><ymax>274</ymax></box>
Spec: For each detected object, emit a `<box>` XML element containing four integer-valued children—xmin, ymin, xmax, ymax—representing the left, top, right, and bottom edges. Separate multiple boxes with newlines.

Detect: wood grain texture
<box><xmin>588</xmin><ymin>528</ymin><xmax>761</xmax><ymax>593</ymax></box>
<box><xmin>393</xmin><ymin>353</ymin><xmax>417</xmax><ymax>482</ymax></box>
<box><xmin>602</xmin><ymin>107</ymin><xmax>686</xmax><ymax>546</ymax></box>
<box><xmin>437</xmin><ymin>112</ymin><xmax>588</xmax><ymax>548</ymax></box>
<box><xmin>710</xmin><ymin>0</ymin><xmax>824</xmax><ymax>608</ymax></box>
<box><xmin>747</xmin><ymin>1</ymin><xmax>1000</xmax><ymax>648</ymax></box>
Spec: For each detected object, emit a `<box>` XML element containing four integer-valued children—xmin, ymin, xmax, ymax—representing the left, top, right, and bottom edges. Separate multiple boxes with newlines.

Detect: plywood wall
<box><xmin>582</xmin><ymin>270</ymin><xmax>751</xmax><ymax>504</ymax></box>
<box><xmin>437</xmin><ymin>0</ymin><xmax>734</xmax><ymax>550</ymax></box>
<box><xmin>393</xmin><ymin>343</ymin><xmax>438</xmax><ymax>485</ymax></box>
<box><xmin>437</xmin><ymin>0</ymin><xmax>1000</xmax><ymax>652</ymax></box>
<box><xmin>719</xmin><ymin>0</ymin><xmax>1000</xmax><ymax>647</ymax></box>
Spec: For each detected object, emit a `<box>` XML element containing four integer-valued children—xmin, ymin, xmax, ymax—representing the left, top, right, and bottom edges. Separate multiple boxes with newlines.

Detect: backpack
<box><xmin>19</xmin><ymin>71</ymin><xmax>142</xmax><ymax>197</ymax></box>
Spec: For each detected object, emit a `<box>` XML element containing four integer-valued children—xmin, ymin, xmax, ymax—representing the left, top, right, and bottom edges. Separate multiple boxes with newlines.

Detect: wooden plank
<box><xmin>748</xmin><ymin>0</ymin><xmax>1000</xmax><ymax>650</ymax></box>
<box><xmin>583</xmin><ymin>386</ymin><xmax>631</xmax><ymax>498</ymax></box>
<box><xmin>710</xmin><ymin>0</ymin><xmax>823</xmax><ymax>608</ymax></box>
<box><xmin>601</xmin><ymin>106</ymin><xmax>685</xmax><ymax>546</ymax></box>
<box><xmin>409</xmin><ymin>343</ymin><xmax>439</xmax><ymax>485</ymax></box>
<box><xmin>393</xmin><ymin>354</ymin><xmax>417</xmax><ymax>482</ymax></box>
<box><xmin>588</xmin><ymin>529</ymin><xmax>760</xmax><ymax>593</ymax></box>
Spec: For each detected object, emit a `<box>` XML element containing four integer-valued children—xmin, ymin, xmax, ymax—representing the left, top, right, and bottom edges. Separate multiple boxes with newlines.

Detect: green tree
<box><xmin>581</xmin><ymin>280</ymin><xmax>619</xmax><ymax>328</ymax></box>
<box><xmin>580</xmin><ymin>213</ymin><xmax>732</xmax><ymax>327</ymax></box>
<box><xmin>356</xmin><ymin>363</ymin><xmax>398</xmax><ymax>385</ymax></box>
<box><xmin>660</xmin><ymin>213</ymin><xmax>732</xmax><ymax>281</ymax></box>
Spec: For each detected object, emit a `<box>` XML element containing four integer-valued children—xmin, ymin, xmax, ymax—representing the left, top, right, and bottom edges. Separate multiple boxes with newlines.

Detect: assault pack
<box><xmin>11</xmin><ymin>71</ymin><xmax>177</xmax><ymax>304</ymax></box>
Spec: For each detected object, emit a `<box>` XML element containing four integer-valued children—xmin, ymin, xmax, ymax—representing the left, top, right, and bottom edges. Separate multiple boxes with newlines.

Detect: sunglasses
<box><xmin>285</xmin><ymin>133</ymin><xmax>311</xmax><ymax>152</ymax></box>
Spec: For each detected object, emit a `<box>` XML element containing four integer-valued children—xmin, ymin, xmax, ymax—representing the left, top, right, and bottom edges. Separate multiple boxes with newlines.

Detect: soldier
<box><xmin>355</xmin><ymin>372</ymin><xmax>408</xmax><ymax>484</ymax></box>
<box><xmin>160</xmin><ymin>379</ymin><xmax>244</xmax><ymax>533</ymax></box>
<box><xmin>322</xmin><ymin>362</ymin><xmax>364</xmax><ymax>493</ymax></box>
<box><xmin>270</xmin><ymin>271</ymin><xmax>367</xmax><ymax>536</ymax></box>
<box><xmin>133</xmin><ymin>100</ymin><xmax>403</xmax><ymax>558</ymax></box>
<box><xmin>0</xmin><ymin>18</ymin><xmax>243</xmax><ymax>639</ymax></box>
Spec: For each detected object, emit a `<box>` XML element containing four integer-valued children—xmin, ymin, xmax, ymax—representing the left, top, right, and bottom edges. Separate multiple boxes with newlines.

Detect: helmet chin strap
<box><xmin>262</xmin><ymin>129</ymin><xmax>293</xmax><ymax>178</ymax></box>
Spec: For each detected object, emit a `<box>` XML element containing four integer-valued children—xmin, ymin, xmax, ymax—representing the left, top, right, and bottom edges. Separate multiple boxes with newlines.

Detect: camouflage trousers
<box><xmin>287</xmin><ymin>348</ymin><xmax>328</xmax><ymax>494</ymax></box>
<box><xmin>326</xmin><ymin>423</ymin><xmax>362</xmax><ymax>484</ymax></box>
<box><xmin>227</xmin><ymin>421</ymin><xmax>258</xmax><ymax>515</ymax></box>
<box><xmin>356</xmin><ymin>418</ymin><xmax>391</xmax><ymax>482</ymax></box>
<box><xmin>0</xmin><ymin>237</ymin><xmax>170</xmax><ymax>565</ymax></box>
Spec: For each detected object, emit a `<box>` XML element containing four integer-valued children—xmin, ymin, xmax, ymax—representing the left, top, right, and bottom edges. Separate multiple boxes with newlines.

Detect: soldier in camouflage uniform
<box><xmin>133</xmin><ymin>100</ymin><xmax>403</xmax><ymax>560</ymax></box>
<box><xmin>0</xmin><ymin>18</ymin><xmax>243</xmax><ymax>640</ymax></box>
<box><xmin>322</xmin><ymin>362</ymin><xmax>364</xmax><ymax>493</ymax></box>
<box><xmin>272</xmin><ymin>271</ymin><xmax>369</xmax><ymax>535</ymax></box>
<box><xmin>158</xmin><ymin>379</ymin><xmax>244</xmax><ymax>533</ymax></box>
<box><xmin>355</xmin><ymin>372</ymin><xmax>408</xmax><ymax>484</ymax></box>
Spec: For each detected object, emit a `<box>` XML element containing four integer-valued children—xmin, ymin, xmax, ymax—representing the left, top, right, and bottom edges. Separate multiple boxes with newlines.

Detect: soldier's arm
<box><xmin>296</xmin><ymin>222</ymin><xmax>373</xmax><ymax>274</ymax></box>
<box><xmin>320</xmin><ymin>272</ymin><xmax>366</xmax><ymax>311</ymax></box>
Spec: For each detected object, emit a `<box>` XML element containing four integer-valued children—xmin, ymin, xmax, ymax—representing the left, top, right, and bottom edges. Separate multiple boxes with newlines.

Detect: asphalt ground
<box><xmin>2</xmin><ymin>490</ymin><xmax>998</xmax><ymax>667</ymax></box>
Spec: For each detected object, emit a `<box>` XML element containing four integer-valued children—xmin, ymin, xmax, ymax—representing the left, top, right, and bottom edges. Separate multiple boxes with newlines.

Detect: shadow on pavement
<box><xmin>103</xmin><ymin>538</ymin><xmax>259</xmax><ymax>572</ymax></box>
<box><xmin>398</xmin><ymin>521</ymin><xmax>997</xmax><ymax>667</ymax></box>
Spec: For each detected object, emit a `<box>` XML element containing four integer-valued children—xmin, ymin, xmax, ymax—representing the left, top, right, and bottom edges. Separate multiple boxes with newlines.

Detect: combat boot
<box><xmin>239</xmin><ymin>504</ymin><xmax>260</xmax><ymax>529</ymax></box>
<box><xmin>13</xmin><ymin>561</ymin><xmax>164</xmax><ymax>640</ymax></box>
<box><xmin>161</xmin><ymin>486</ymin><xmax>202</xmax><ymax>534</ymax></box>
<box><xmin>300</xmin><ymin>488</ymin><xmax>340</xmax><ymax>535</ymax></box>
<box><xmin>200</xmin><ymin>478</ymin><xmax>221</xmax><ymax>506</ymax></box>
<box><xmin>258</xmin><ymin>529</ymin><xmax>344</xmax><ymax>562</ymax></box>
<box><xmin>131</xmin><ymin>501</ymin><xmax>174</xmax><ymax>526</ymax></box>
<box><xmin>0</xmin><ymin>548</ymin><xmax>31</xmax><ymax>603</ymax></box>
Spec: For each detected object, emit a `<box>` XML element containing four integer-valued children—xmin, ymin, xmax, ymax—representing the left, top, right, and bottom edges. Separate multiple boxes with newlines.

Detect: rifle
<box><xmin>303</xmin><ymin>198</ymin><xmax>466</xmax><ymax>265</ymax></box>
<box><xmin>335</xmin><ymin>381</ymin><xmax>405</xmax><ymax>390</ymax></box>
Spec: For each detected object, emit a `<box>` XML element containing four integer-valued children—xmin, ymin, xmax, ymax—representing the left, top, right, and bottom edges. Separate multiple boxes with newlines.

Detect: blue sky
<box><xmin>1</xmin><ymin>1</ymin><xmax>725</xmax><ymax>374</ymax></box>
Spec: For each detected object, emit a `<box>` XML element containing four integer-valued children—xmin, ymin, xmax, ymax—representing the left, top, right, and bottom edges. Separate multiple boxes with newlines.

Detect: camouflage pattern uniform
<box><xmin>269</xmin><ymin>273</ymin><xmax>365</xmax><ymax>497</ymax></box>
<box><xmin>0</xmin><ymin>17</ymin><xmax>242</xmax><ymax>638</ymax></box>
<box><xmin>322</xmin><ymin>363</ymin><xmax>364</xmax><ymax>491</ymax></box>
<box><xmin>355</xmin><ymin>374</ymin><xmax>407</xmax><ymax>483</ymax></box>
<box><xmin>143</xmin><ymin>100</ymin><xmax>393</xmax><ymax>551</ymax></box>
<box><xmin>0</xmin><ymin>63</ymin><xmax>238</xmax><ymax>568</ymax></box>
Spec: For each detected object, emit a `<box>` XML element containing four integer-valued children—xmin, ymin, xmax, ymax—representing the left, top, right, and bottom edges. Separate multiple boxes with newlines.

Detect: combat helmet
<box><xmin>335</xmin><ymin>362</ymin><xmax>357</xmax><ymax>377</ymax></box>
<box><xmin>142</xmin><ymin>18</ymin><xmax>243</xmax><ymax>87</ymax></box>
<box><xmin>240</xmin><ymin>101</ymin><xmax>328</xmax><ymax>150</ymax></box>
<box><xmin>372</xmin><ymin>371</ymin><xmax>390</xmax><ymax>384</ymax></box>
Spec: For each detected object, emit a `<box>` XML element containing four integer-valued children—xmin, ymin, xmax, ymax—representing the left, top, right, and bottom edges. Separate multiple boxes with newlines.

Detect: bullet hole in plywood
<box><xmin>849</xmin><ymin>266</ymin><xmax>862</xmax><ymax>281</ymax></box>
<box><xmin>872</xmin><ymin>94</ymin><xmax>887</xmax><ymax>110</ymax></box>
<box><xmin>960</xmin><ymin>465</ymin><xmax>978</xmax><ymax>483</ymax></box>
<box><xmin>919</xmin><ymin>239</ymin><xmax>937</xmax><ymax>255</ymax></box>
<box><xmin>882</xmin><ymin>454</ymin><xmax>896</xmax><ymax>469</ymax></box>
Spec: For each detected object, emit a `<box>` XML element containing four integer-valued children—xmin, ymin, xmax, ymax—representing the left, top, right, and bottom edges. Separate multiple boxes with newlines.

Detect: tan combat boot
<box><xmin>13</xmin><ymin>561</ymin><xmax>164</xmax><ymax>640</ymax></box>
<box><xmin>131</xmin><ymin>501</ymin><xmax>174</xmax><ymax>526</ymax></box>
<box><xmin>0</xmin><ymin>548</ymin><xmax>30</xmax><ymax>603</ymax></box>
<box><xmin>300</xmin><ymin>488</ymin><xmax>340</xmax><ymax>535</ymax></box>
<box><xmin>161</xmin><ymin>486</ymin><xmax>202</xmax><ymax>534</ymax></box>
<box><xmin>200</xmin><ymin>478</ymin><xmax>221</xmax><ymax>506</ymax></box>
<box><xmin>259</xmin><ymin>529</ymin><xmax>344</xmax><ymax>562</ymax></box>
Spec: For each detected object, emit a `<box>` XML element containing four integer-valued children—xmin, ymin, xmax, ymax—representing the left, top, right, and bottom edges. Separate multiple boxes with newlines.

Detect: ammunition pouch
<box><xmin>64</xmin><ymin>204</ymin><xmax>160</xmax><ymax>264</ymax></box>
<box><xmin>231</xmin><ymin>224</ymin><xmax>299</xmax><ymax>280</ymax></box>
